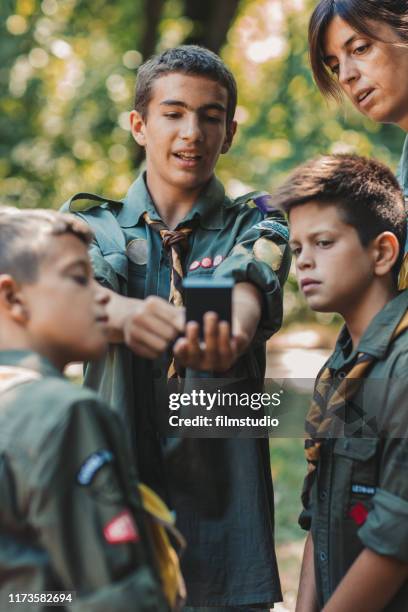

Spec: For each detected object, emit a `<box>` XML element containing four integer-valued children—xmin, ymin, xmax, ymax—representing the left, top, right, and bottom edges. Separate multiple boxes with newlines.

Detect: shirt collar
<box><xmin>334</xmin><ymin>290</ymin><xmax>408</xmax><ymax>366</ymax></box>
<box><xmin>0</xmin><ymin>350</ymin><xmax>63</xmax><ymax>378</ymax></box>
<box><xmin>116</xmin><ymin>172</ymin><xmax>226</xmax><ymax>230</ymax></box>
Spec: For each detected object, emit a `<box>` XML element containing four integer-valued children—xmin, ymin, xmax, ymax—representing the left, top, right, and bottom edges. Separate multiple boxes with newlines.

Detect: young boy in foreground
<box><xmin>0</xmin><ymin>208</ymin><xmax>166</xmax><ymax>611</ymax></box>
<box><xmin>272</xmin><ymin>155</ymin><xmax>408</xmax><ymax>612</ymax></box>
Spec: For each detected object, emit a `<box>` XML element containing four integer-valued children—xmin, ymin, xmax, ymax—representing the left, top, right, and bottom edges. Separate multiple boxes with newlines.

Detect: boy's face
<box><xmin>21</xmin><ymin>233</ymin><xmax>109</xmax><ymax>370</ymax></box>
<box><xmin>130</xmin><ymin>72</ymin><xmax>236</xmax><ymax>197</ymax></box>
<box><xmin>289</xmin><ymin>202</ymin><xmax>375</xmax><ymax>315</ymax></box>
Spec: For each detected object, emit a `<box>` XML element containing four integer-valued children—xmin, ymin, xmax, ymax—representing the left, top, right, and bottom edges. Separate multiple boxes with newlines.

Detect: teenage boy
<box><xmin>271</xmin><ymin>154</ymin><xmax>408</xmax><ymax>612</ymax></box>
<box><xmin>63</xmin><ymin>45</ymin><xmax>290</xmax><ymax>609</ymax></box>
<box><xmin>0</xmin><ymin>208</ymin><xmax>167</xmax><ymax>611</ymax></box>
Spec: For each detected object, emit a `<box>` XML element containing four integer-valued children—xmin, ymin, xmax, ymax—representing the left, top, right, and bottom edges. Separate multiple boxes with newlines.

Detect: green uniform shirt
<box><xmin>0</xmin><ymin>350</ymin><xmax>166</xmax><ymax>612</ymax></box>
<box><xmin>300</xmin><ymin>291</ymin><xmax>408</xmax><ymax>611</ymax></box>
<box><xmin>63</xmin><ymin>173</ymin><xmax>290</xmax><ymax>606</ymax></box>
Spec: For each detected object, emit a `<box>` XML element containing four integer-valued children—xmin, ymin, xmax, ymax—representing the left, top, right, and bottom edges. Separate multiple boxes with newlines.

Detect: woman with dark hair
<box><xmin>308</xmin><ymin>0</ymin><xmax>408</xmax><ymax>285</ymax></box>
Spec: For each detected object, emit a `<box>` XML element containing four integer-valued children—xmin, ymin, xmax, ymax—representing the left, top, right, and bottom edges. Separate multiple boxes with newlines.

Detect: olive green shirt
<box><xmin>300</xmin><ymin>290</ymin><xmax>408</xmax><ymax>611</ymax></box>
<box><xmin>63</xmin><ymin>173</ymin><xmax>290</xmax><ymax>606</ymax></box>
<box><xmin>0</xmin><ymin>350</ymin><xmax>166</xmax><ymax>612</ymax></box>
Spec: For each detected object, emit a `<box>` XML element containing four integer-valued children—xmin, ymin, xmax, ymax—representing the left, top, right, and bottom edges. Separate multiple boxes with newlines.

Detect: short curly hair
<box><xmin>0</xmin><ymin>207</ymin><xmax>93</xmax><ymax>283</ymax></box>
<box><xmin>134</xmin><ymin>45</ymin><xmax>237</xmax><ymax>126</ymax></box>
<box><xmin>270</xmin><ymin>154</ymin><xmax>407</xmax><ymax>277</ymax></box>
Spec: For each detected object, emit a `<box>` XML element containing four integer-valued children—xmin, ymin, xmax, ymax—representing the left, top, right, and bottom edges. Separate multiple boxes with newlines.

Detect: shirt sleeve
<box><xmin>213</xmin><ymin>207</ymin><xmax>291</xmax><ymax>341</ymax></box>
<box><xmin>358</xmin><ymin>353</ymin><xmax>408</xmax><ymax>562</ymax></box>
<box><xmin>27</xmin><ymin>398</ymin><xmax>167</xmax><ymax>611</ymax></box>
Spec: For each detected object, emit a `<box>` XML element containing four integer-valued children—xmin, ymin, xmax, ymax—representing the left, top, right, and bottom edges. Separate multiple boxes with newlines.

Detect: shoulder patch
<box><xmin>77</xmin><ymin>450</ymin><xmax>114</xmax><ymax>486</ymax></box>
<box><xmin>104</xmin><ymin>509</ymin><xmax>140</xmax><ymax>544</ymax></box>
<box><xmin>253</xmin><ymin>219</ymin><xmax>289</xmax><ymax>241</ymax></box>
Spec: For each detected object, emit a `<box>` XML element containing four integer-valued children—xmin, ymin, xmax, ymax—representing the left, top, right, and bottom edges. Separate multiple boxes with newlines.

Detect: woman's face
<box><xmin>324</xmin><ymin>16</ymin><xmax>408</xmax><ymax>131</ymax></box>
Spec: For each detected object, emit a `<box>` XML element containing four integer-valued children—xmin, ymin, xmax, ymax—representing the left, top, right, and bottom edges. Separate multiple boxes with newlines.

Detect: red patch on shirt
<box><xmin>349</xmin><ymin>502</ymin><xmax>369</xmax><ymax>526</ymax></box>
<box><xmin>189</xmin><ymin>260</ymin><xmax>201</xmax><ymax>271</ymax></box>
<box><xmin>201</xmin><ymin>257</ymin><xmax>212</xmax><ymax>268</ymax></box>
<box><xmin>103</xmin><ymin>510</ymin><xmax>140</xmax><ymax>544</ymax></box>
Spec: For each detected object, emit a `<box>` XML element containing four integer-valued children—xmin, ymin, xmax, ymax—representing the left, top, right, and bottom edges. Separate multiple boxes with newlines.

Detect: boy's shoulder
<box><xmin>0</xmin><ymin>374</ymin><xmax>113</xmax><ymax>458</ymax></box>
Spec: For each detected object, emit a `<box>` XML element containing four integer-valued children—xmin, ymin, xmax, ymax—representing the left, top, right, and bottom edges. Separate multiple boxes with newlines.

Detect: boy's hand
<box><xmin>173</xmin><ymin>311</ymin><xmax>247</xmax><ymax>372</ymax></box>
<box><xmin>123</xmin><ymin>296</ymin><xmax>185</xmax><ymax>359</ymax></box>
<box><xmin>105</xmin><ymin>290</ymin><xmax>184</xmax><ymax>358</ymax></box>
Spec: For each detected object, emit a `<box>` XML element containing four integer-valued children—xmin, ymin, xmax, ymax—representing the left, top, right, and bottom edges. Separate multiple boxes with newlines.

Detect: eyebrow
<box><xmin>62</xmin><ymin>258</ymin><xmax>90</xmax><ymax>272</ymax></box>
<box><xmin>159</xmin><ymin>99</ymin><xmax>226</xmax><ymax>113</ymax></box>
<box><xmin>323</xmin><ymin>34</ymin><xmax>363</xmax><ymax>63</ymax></box>
<box><xmin>289</xmin><ymin>230</ymin><xmax>334</xmax><ymax>244</ymax></box>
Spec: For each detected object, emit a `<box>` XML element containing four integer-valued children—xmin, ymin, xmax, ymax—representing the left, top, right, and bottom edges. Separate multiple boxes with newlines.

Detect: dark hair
<box><xmin>271</xmin><ymin>154</ymin><xmax>407</xmax><ymax>277</ymax></box>
<box><xmin>0</xmin><ymin>207</ymin><xmax>93</xmax><ymax>283</ymax></box>
<box><xmin>309</xmin><ymin>0</ymin><xmax>408</xmax><ymax>100</ymax></box>
<box><xmin>134</xmin><ymin>45</ymin><xmax>237</xmax><ymax>126</ymax></box>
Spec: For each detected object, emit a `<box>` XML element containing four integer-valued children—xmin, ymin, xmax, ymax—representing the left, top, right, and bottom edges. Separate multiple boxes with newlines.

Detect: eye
<box><xmin>329</xmin><ymin>63</ymin><xmax>339</xmax><ymax>77</ymax></box>
<box><xmin>290</xmin><ymin>246</ymin><xmax>301</xmax><ymax>257</ymax></box>
<box><xmin>72</xmin><ymin>275</ymin><xmax>89</xmax><ymax>286</ymax></box>
<box><xmin>316</xmin><ymin>240</ymin><xmax>333</xmax><ymax>249</ymax></box>
<box><xmin>205</xmin><ymin>115</ymin><xmax>222</xmax><ymax>123</ymax></box>
<box><xmin>164</xmin><ymin>112</ymin><xmax>181</xmax><ymax>119</ymax></box>
<box><xmin>354</xmin><ymin>43</ymin><xmax>370</xmax><ymax>55</ymax></box>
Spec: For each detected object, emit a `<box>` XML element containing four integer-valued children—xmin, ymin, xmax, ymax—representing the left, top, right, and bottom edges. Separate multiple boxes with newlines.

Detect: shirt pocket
<box><xmin>333</xmin><ymin>438</ymin><xmax>379</xmax><ymax>519</ymax></box>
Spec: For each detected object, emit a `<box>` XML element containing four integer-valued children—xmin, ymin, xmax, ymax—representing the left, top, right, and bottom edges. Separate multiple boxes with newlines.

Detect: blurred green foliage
<box><xmin>1</xmin><ymin>0</ymin><xmax>405</xmax><ymax>324</ymax></box>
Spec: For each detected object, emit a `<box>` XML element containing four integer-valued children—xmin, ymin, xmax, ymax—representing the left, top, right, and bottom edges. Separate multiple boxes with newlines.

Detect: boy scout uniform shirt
<box><xmin>64</xmin><ymin>173</ymin><xmax>290</xmax><ymax>607</ymax></box>
<box><xmin>0</xmin><ymin>350</ymin><xmax>167</xmax><ymax>612</ymax></box>
<box><xmin>300</xmin><ymin>290</ymin><xmax>408</xmax><ymax>611</ymax></box>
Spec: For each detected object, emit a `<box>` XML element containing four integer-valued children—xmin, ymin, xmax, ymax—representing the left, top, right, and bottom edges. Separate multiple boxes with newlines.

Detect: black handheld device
<box><xmin>183</xmin><ymin>277</ymin><xmax>234</xmax><ymax>339</ymax></box>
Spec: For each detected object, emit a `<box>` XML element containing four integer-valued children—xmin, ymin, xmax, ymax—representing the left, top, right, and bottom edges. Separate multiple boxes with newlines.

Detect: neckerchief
<box><xmin>143</xmin><ymin>212</ymin><xmax>193</xmax><ymax>378</ymax></box>
<box><xmin>302</xmin><ymin>309</ymin><xmax>408</xmax><ymax>510</ymax></box>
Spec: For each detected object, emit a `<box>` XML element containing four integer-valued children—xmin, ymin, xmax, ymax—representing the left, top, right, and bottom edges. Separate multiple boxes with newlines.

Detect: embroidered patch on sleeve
<box><xmin>77</xmin><ymin>450</ymin><xmax>114</xmax><ymax>486</ymax></box>
<box><xmin>103</xmin><ymin>509</ymin><xmax>140</xmax><ymax>544</ymax></box>
<box><xmin>349</xmin><ymin>502</ymin><xmax>369</xmax><ymax>526</ymax></box>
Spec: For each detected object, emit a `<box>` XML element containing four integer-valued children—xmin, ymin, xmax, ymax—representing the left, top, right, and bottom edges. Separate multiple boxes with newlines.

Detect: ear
<box><xmin>130</xmin><ymin>109</ymin><xmax>147</xmax><ymax>147</ymax></box>
<box><xmin>0</xmin><ymin>275</ymin><xmax>28</xmax><ymax>324</ymax></box>
<box><xmin>221</xmin><ymin>120</ymin><xmax>237</xmax><ymax>154</ymax></box>
<box><xmin>372</xmin><ymin>232</ymin><xmax>400</xmax><ymax>277</ymax></box>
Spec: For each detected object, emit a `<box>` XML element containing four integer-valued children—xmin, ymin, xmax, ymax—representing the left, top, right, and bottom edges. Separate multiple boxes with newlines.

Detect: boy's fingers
<box><xmin>203</xmin><ymin>312</ymin><xmax>219</xmax><ymax>364</ymax></box>
<box><xmin>218</xmin><ymin>321</ymin><xmax>233</xmax><ymax>368</ymax></box>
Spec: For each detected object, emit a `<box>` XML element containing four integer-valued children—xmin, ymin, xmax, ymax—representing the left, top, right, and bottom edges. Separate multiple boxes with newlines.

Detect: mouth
<box><xmin>173</xmin><ymin>151</ymin><xmax>202</xmax><ymax>166</ymax></box>
<box><xmin>300</xmin><ymin>279</ymin><xmax>321</xmax><ymax>293</ymax></box>
<box><xmin>95</xmin><ymin>315</ymin><xmax>109</xmax><ymax>325</ymax></box>
<box><xmin>356</xmin><ymin>88</ymin><xmax>374</xmax><ymax>107</ymax></box>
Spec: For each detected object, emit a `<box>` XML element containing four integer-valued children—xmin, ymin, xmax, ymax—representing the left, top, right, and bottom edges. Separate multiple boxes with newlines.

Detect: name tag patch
<box><xmin>77</xmin><ymin>450</ymin><xmax>114</xmax><ymax>486</ymax></box>
<box><xmin>104</xmin><ymin>510</ymin><xmax>140</xmax><ymax>544</ymax></box>
<box><xmin>351</xmin><ymin>483</ymin><xmax>376</xmax><ymax>496</ymax></box>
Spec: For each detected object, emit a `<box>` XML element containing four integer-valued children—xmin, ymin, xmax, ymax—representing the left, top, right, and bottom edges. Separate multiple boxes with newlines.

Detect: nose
<box><xmin>180</xmin><ymin>113</ymin><xmax>203</xmax><ymax>142</ymax></box>
<box><xmin>338</xmin><ymin>57</ymin><xmax>360</xmax><ymax>87</ymax></box>
<box><xmin>296</xmin><ymin>247</ymin><xmax>314</xmax><ymax>271</ymax></box>
<box><xmin>93</xmin><ymin>280</ymin><xmax>110</xmax><ymax>306</ymax></box>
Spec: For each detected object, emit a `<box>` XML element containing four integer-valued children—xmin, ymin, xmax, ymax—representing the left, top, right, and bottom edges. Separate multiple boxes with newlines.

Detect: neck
<box><xmin>342</xmin><ymin>280</ymin><xmax>398</xmax><ymax>348</ymax></box>
<box><xmin>145</xmin><ymin>173</ymin><xmax>206</xmax><ymax>229</ymax></box>
<box><xmin>0</xmin><ymin>325</ymin><xmax>65</xmax><ymax>372</ymax></box>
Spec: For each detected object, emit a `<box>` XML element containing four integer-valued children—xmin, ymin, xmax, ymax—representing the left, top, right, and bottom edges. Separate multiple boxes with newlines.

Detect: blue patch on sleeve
<box><xmin>77</xmin><ymin>450</ymin><xmax>114</xmax><ymax>486</ymax></box>
<box><xmin>253</xmin><ymin>219</ymin><xmax>289</xmax><ymax>241</ymax></box>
